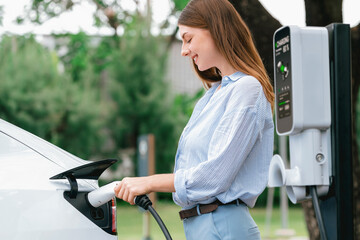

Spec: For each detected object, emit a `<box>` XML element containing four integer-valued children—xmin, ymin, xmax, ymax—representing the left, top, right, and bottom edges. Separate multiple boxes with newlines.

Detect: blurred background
<box><xmin>0</xmin><ymin>0</ymin><xmax>359</xmax><ymax>239</ymax></box>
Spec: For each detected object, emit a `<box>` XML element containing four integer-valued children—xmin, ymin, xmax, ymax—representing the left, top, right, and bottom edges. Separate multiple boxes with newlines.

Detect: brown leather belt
<box><xmin>179</xmin><ymin>199</ymin><xmax>245</xmax><ymax>220</ymax></box>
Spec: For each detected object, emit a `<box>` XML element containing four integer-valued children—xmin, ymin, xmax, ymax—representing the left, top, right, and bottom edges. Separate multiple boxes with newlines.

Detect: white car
<box><xmin>0</xmin><ymin>118</ymin><xmax>118</xmax><ymax>240</ymax></box>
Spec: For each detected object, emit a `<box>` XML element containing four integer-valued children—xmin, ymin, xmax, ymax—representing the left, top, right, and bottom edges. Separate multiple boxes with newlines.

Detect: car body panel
<box><xmin>0</xmin><ymin>189</ymin><xmax>116</xmax><ymax>239</ymax></box>
<box><xmin>0</xmin><ymin>118</ymin><xmax>89</xmax><ymax>170</ymax></box>
<box><xmin>0</xmin><ymin>119</ymin><xmax>117</xmax><ymax>239</ymax></box>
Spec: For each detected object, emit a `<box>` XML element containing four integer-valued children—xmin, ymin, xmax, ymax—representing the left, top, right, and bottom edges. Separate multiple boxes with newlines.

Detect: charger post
<box><xmin>268</xmin><ymin>24</ymin><xmax>353</xmax><ymax>239</ymax></box>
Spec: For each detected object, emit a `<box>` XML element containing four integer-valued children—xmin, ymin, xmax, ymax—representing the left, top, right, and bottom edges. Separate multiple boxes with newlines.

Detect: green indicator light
<box><xmin>279</xmin><ymin>101</ymin><xmax>287</xmax><ymax>106</ymax></box>
<box><xmin>280</xmin><ymin>65</ymin><xmax>285</xmax><ymax>73</ymax></box>
<box><xmin>275</xmin><ymin>43</ymin><xmax>277</xmax><ymax>48</ymax></box>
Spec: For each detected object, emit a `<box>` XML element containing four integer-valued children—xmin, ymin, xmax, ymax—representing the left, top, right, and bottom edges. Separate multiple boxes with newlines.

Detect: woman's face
<box><xmin>179</xmin><ymin>24</ymin><xmax>224</xmax><ymax>72</ymax></box>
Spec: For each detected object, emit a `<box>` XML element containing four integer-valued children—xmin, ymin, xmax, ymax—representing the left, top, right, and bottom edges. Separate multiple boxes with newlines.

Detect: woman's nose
<box><xmin>181</xmin><ymin>47</ymin><xmax>190</xmax><ymax>56</ymax></box>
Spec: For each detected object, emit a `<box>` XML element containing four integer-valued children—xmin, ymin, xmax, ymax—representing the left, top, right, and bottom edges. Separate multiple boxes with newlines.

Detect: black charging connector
<box><xmin>135</xmin><ymin>195</ymin><xmax>173</xmax><ymax>240</ymax></box>
<box><xmin>135</xmin><ymin>194</ymin><xmax>153</xmax><ymax>210</ymax></box>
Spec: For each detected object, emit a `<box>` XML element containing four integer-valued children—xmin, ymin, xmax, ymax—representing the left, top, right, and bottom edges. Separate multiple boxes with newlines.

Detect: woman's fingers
<box><xmin>128</xmin><ymin>192</ymin><xmax>135</xmax><ymax>205</ymax></box>
<box><xmin>116</xmin><ymin>181</ymin><xmax>126</xmax><ymax>200</ymax></box>
<box><xmin>113</xmin><ymin>177</ymin><xmax>150</xmax><ymax>204</ymax></box>
<box><xmin>123</xmin><ymin>188</ymin><xmax>130</xmax><ymax>204</ymax></box>
<box><xmin>114</xmin><ymin>181</ymin><xmax>122</xmax><ymax>195</ymax></box>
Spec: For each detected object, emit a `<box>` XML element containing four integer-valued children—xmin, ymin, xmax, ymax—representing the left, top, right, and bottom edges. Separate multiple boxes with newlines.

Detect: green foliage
<box><xmin>52</xmin><ymin>83</ymin><xmax>108</xmax><ymax>159</ymax></box>
<box><xmin>0</xmin><ymin>35</ymin><xmax>107</xmax><ymax>159</ymax></box>
<box><xmin>18</xmin><ymin>0</ymin><xmax>145</xmax><ymax>34</ymax></box>
<box><xmin>108</xmin><ymin>22</ymin><xmax>180</xmax><ymax>174</ymax></box>
<box><xmin>91</xmin><ymin>36</ymin><xmax>114</xmax><ymax>74</ymax></box>
<box><xmin>0</xmin><ymin>35</ymin><xmax>66</xmax><ymax>138</ymax></box>
<box><xmin>0</xmin><ymin>6</ymin><xmax>3</xmax><ymax>26</ymax></box>
<box><xmin>173</xmin><ymin>0</ymin><xmax>190</xmax><ymax>11</ymax></box>
<box><xmin>61</xmin><ymin>32</ymin><xmax>91</xmax><ymax>82</ymax></box>
<box><xmin>17</xmin><ymin>0</ymin><xmax>75</xmax><ymax>24</ymax></box>
<box><xmin>172</xmin><ymin>89</ymin><xmax>204</xmax><ymax>120</ymax></box>
<box><xmin>0</xmin><ymin>28</ymin><xmax>201</xmax><ymax>173</ymax></box>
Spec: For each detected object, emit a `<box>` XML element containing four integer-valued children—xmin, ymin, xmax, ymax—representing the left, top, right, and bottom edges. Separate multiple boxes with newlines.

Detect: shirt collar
<box><xmin>221</xmin><ymin>71</ymin><xmax>247</xmax><ymax>87</ymax></box>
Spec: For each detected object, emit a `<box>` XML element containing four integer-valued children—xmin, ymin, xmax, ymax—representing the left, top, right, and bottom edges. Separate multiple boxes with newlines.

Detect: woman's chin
<box><xmin>197</xmin><ymin>65</ymin><xmax>211</xmax><ymax>72</ymax></box>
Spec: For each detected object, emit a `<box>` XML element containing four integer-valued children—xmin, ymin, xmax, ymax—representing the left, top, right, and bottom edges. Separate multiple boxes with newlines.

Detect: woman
<box><xmin>114</xmin><ymin>0</ymin><xmax>274</xmax><ymax>238</ymax></box>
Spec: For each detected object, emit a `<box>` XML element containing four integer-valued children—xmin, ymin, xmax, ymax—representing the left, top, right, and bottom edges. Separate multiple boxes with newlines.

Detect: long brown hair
<box><xmin>178</xmin><ymin>0</ymin><xmax>274</xmax><ymax>109</ymax></box>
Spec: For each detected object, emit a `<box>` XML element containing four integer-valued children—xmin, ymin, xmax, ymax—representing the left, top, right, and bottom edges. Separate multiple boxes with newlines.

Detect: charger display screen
<box><xmin>278</xmin><ymin>91</ymin><xmax>291</xmax><ymax>119</ymax></box>
<box><xmin>274</xmin><ymin>26</ymin><xmax>293</xmax><ymax>133</ymax></box>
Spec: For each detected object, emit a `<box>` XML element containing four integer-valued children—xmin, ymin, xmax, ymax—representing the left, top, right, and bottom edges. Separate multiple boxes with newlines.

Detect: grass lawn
<box><xmin>116</xmin><ymin>202</ymin><xmax>308</xmax><ymax>240</ymax></box>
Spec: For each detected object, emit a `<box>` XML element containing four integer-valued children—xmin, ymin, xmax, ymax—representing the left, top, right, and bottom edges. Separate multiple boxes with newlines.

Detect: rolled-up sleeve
<box><xmin>173</xmin><ymin>104</ymin><xmax>261</xmax><ymax>206</ymax></box>
<box><xmin>173</xmin><ymin>168</ymin><xmax>188</xmax><ymax>206</ymax></box>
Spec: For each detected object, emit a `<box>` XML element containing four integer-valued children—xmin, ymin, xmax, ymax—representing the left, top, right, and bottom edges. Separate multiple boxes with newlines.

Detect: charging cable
<box><xmin>310</xmin><ymin>186</ymin><xmax>328</xmax><ymax>240</ymax></box>
<box><xmin>135</xmin><ymin>195</ymin><xmax>173</xmax><ymax>240</ymax></box>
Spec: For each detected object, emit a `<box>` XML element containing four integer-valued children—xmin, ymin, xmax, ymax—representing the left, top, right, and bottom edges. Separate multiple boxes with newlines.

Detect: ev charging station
<box><xmin>268</xmin><ymin>24</ymin><xmax>353</xmax><ymax>240</ymax></box>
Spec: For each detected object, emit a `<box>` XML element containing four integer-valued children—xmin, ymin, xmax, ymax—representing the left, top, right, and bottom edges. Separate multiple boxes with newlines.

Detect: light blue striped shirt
<box><xmin>173</xmin><ymin>71</ymin><xmax>274</xmax><ymax>209</ymax></box>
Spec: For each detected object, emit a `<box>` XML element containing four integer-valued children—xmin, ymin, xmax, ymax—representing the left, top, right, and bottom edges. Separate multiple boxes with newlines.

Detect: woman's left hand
<box><xmin>114</xmin><ymin>176</ymin><xmax>150</xmax><ymax>205</ymax></box>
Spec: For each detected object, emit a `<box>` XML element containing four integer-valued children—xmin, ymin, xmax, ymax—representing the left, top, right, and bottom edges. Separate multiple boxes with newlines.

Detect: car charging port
<box><xmin>49</xmin><ymin>159</ymin><xmax>119</xmax><ymax>235</ymax></box>
<box><xmin>90</xmin><ymin>207</ymin><xmax>104</xmax><ymax>220</ymax></box>
<box><xmin>63</xmin><ymin>191</ymin><xmax>116</xmax><ymax>235</ymax></box>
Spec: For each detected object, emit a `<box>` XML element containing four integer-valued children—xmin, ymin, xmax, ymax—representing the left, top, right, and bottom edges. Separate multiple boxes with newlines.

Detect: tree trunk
<box><xmin>302</xmin><ymin>200</ymin><xmax>320</xmax><ymax>240</ymax></box>
<box><xmin>304</xmin><ymin>0</ymin><xmax>343</xmax><ymax>26</ymax></box>
<box><xmin>230</xmin><ymin>0</ymin><xmax>360</xmax><ymax>239</ymax></box>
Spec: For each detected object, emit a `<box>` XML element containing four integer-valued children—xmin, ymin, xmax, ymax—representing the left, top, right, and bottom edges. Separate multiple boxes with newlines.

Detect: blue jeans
<box><xmin>183</xmin><ymin>203</ymin><xmax>260</xmax><ymax>240</ymax></box>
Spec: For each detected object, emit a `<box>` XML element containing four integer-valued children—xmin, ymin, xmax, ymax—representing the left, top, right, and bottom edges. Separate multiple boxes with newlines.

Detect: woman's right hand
<box><xmin>114</xmin><ymin>176</ymin><xmax>151</xmax><ymax>205</ymax></box>
<box><xmin>114</xmin><ymin>174</ymin><xmax>175</xmax><ymax>205</ymax></box>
